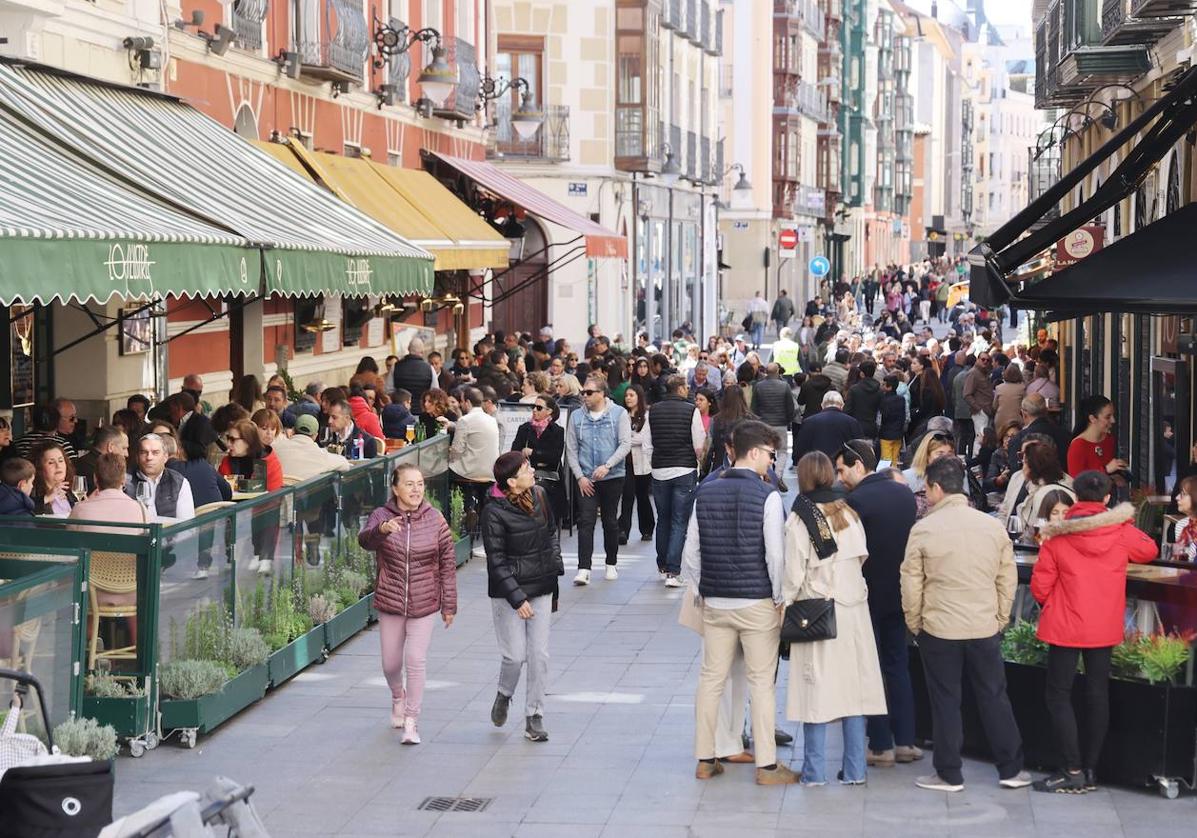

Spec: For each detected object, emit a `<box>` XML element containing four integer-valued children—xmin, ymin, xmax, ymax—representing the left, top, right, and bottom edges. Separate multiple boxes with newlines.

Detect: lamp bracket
<box><xmin>371</xmin><ymin>17</ymin><xmax>442</xmax><ymax>68</ymax></box>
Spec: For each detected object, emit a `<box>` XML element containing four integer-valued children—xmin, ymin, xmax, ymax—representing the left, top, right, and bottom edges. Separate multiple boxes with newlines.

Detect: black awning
<box><xmin>1014</xmin><ymin>202</ymin><xmax>1197</xmax><ymax>316</ymax></box>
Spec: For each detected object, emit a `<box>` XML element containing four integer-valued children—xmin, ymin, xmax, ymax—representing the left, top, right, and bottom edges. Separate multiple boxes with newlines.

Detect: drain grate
<box><xmin>417</xmin><ymin>796</ymin><xmax>493</xmax><ymax>813</ymax></box>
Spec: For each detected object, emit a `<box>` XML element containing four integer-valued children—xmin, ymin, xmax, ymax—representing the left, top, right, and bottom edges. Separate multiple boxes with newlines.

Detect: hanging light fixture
<box><xmin>659</xmin><ymin>143</ymin><xmax>682</xmax><ymax>188</ymax></box>
<box><xmin>417</xmin><ymin>45</ymin><xmax>458</xmax><ymax>108</ymax></box>
<box><xmin>477</xmin><ymin>74</ymin><xmax>545</xmax><ymax>139</ymax></box>
<box><xmin>371</xmin><ymin>18</ymin><xmax>456</xmax><ymax>109</ymax></box>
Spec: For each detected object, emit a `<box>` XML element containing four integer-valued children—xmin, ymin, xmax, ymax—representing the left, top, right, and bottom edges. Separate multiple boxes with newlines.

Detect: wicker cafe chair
<box><xmin>87</xmin><ymin>551</ymin><xmax>138</xmax><ymax>672</ymax></box>
<box><xmin>282</xmin><ymin>475</ymin><xmax>301</xmax><ymax>487</ymax></box>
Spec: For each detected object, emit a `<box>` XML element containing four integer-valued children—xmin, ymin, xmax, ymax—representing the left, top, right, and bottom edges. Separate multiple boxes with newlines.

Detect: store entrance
<box><xmin>1150</xmin><ymin>356</ymin><xmax>1190</xmax><ymax>494</ymax></box>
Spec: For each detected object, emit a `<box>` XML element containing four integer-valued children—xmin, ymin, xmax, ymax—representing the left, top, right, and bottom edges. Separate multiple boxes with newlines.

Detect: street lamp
<box><xmin>477</xmin><ymin>75</ymin><xmax>545</xmax><ymax>140</ymax></box>
<box><xmin>719</xmin><ymin>163</ymin><xmax>752</xmax><ymax>210</ymax></box>
<box><xmin>371</xmin><ymin>18</ymin><xmax>457</xmax><ymax>107</ymax></box>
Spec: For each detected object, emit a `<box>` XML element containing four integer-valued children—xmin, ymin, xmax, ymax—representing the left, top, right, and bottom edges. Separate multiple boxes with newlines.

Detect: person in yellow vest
<box><xmin>771</xmin><ymin>327</ymin><xmax>803</xmax><ymax>379</ymax></box>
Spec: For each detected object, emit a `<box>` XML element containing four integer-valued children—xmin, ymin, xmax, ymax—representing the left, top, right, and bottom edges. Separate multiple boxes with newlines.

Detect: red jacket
<box><xmin>218</xmin><ymin>448</ymin><xmax>283</xmax><ymax>492</ymax></box>
<box><xmin>358</xmin><ymin>499</ymin><xmax>457</xmax><ymax>619</ymax></box>
<box><xmin>1031</xmin><ymin>501</ymin><xmax>1157</xmax><ymax>648</ymax></box>
<box><xmin>348</xmin><ymin>396</ymin><xmax>385</xmax><ymax>441</ymax></box>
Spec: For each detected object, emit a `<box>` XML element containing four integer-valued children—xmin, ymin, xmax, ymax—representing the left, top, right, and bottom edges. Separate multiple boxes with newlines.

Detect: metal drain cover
<box><xmin>418</xmin><ymin>796</ymin><xmax>493</xmax><ymax>813</ymax></box>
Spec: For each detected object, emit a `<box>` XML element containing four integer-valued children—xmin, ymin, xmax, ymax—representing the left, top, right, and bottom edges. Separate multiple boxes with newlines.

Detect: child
<box><xmin>878</xmin><ymin>375</ymin><xmax>906</xmax><ymax>465</ymax></box>
<box><xmin>1031</xmin><ymin>488</ymin><xmax>1074</xmax><ymax>544</ymax></box>
<box><xmin>1030</xmin><ymin>470</ymin><xmax>1157</xmax><ymax>793</ymax></box>
<box><xmin>381</xmin><ymin>388</ymin><xmax>417</xmax><ymax>439</ymax></box>
<box><xmin>0</xmin><ymin>457</ymin><xmax>36</xmax><ymax>517</ymax></box>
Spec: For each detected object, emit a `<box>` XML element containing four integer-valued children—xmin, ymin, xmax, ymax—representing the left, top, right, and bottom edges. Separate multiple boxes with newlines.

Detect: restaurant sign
<box><xmin>1055</xmin><ymin>225</ymin><xmax>1104</xmax><ymax>269</ymax></box>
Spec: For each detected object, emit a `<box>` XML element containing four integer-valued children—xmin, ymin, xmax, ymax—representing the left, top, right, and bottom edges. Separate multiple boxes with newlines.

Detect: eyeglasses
<box><xmin>756</xmin><ymin>446</ymin><xmax>777</xmax><ymax>461</ymax></box>
<box><xmin>582</xmin><ymin>389</ymin><xmax>600</xmax><ymax>396</ymax></box>
<box><xmin>227</xmin><ymin>435</ymin><xmax>243</xmax><ymax>443</ymax></box>
<box><xmin>532</xmin><ymin>404</ymin><xmax>549</xmax><ymax>412</ymax></box>
<box><xmin>64</xmin><ymin>415</ymin><xmax>78</xmax><ymax>423</ymax></box>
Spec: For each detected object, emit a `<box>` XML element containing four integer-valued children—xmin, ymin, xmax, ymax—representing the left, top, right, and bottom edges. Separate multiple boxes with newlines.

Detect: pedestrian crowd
<box><xmin>0</xmin><ymin>270</ymin><xmax>1163</xmax><ymax>796</ymax></box>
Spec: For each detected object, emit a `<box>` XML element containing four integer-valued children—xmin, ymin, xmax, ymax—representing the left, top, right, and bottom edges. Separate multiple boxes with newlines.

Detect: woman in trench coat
<box><xmin>784</xmin><ymin>451</ymin><xmax>887</xmax><ymax>786</ymax></box>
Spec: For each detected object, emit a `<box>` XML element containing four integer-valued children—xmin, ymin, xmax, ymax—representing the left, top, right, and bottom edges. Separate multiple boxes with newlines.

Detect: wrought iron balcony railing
<box><xmin>487</xmin><ymin>103</ymin><xmax>570</xmax><ymax>162</ymax></box>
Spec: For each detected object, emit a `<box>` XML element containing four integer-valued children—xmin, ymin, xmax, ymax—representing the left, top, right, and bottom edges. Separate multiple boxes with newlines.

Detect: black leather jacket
<box><xmin>482</xmin><ymin>486</ymin><xmax>563</xmax><ymax>608</ymax></box>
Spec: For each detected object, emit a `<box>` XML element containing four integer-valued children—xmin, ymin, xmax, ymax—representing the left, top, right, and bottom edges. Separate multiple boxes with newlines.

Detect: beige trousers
<box><xmin>695</xmin><ymin>599</ymin><xmax>781</xmax><ymax>768</ymax></box>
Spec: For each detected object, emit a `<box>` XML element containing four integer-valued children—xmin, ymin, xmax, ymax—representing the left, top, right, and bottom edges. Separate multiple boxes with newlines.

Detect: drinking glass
<box><xmin>1006</xmin><ymin>515</ymin><xmax>1024</xmax><ymax>540</ymax></box>
<box><xmin>72</xmin><ymin>476</ymin><xmax>88</xmax><ymax>503</ymax></box>
<box><xmin>405</xmin><ymin>426</ymin><xmax>415</xmax><ymax>443</ymax></box>
<box><xmin>136</xmin><ymin>482</ymin><xmax>152</xmax><ymax>510</ymax></box>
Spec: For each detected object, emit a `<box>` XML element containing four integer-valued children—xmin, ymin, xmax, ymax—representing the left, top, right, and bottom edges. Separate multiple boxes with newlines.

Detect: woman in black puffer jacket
<box><xmin>482</xmin><ymin>451</ymin><xmax>563</xmax><ymax>744</ymax></box>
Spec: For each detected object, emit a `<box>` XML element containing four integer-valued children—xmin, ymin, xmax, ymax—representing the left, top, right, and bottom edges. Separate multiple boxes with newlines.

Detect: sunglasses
<box><xmin>532</xmin><ymin>404</ymin><xmax>549</xmax><ymax>412</ymax></box>
<box><xmin>227</xmin><ymin>435</ymin><xmax>243</xmax><ymax>443</ymax></box>
<box><xmin>582</xmin><ymin>389</ymin><xmax>600</xmax><ymax>396</ymax></box>
<box><xmin>930</xmin><ymin>432</ymin><xmax>954</xmax><ymax>443</ymax></box>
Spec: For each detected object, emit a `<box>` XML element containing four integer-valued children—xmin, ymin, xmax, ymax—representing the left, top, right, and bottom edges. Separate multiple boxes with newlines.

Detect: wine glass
<box><xmin>136</xmin><ymin>481</ymin><xmax>152</xmax><ymax>512</ymax></box>
<box><xmin>72</xmin><ymin>476</ymin><xmax>88</xmax><ymax>503</ymax></box>
<box><xmin>1006</xmin><ymin>514</ymin><xmax>1024</xmax><ymax>541</ymax></box>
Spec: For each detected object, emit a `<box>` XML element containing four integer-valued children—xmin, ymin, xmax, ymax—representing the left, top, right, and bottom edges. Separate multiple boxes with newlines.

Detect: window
<box><xmin>496</xmin><ymin>36</ymin><xmax>544</xmax><ymax>107</ymax></box>
<box><xmin>457</xmin><ymin>0</ymin><xmax>475</xmax><ymax>44</ymax></box>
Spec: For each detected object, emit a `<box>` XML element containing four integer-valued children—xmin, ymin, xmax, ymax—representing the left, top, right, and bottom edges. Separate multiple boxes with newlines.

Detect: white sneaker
<box><xmin>999</xmin><ymin>771</ymin><xmax>1033</xmax><ymax>789</ymax></box>
<box><xmin>605</xmin><ymin>566</ymin><xmax>618</xmax><ymax>581</ymax></box>
<box><xmin>574</xmin><ymin>569</ymin><xmax>591</xmax><ymax>586</ymax></box>
<box><xmin>915</xmin><ymin>773</ymin><xmax>964</xmax><ymax>793</ymax></box>
<box><xmin>471</xmin><ymin>544</ymin><xmax>486</xmax><ymax>559</ymax></box>
<box><xmin>257</xmin><ymin>560</ymin><xmax>273</xmax><ymax>575</ymax></box>
<box><xmin>243</xmin><ymin>559</ymin><xmax>260</xmax><ymax>573</ymax></box>
<box><xmin>191</xmin><ymin>569</ymin><xmax>209</xmax><ymax>580</ymax></box>
<box><xmin>401</xmin><ymin>717</ymin><xmax>420</xmax><ymax>745</ymax></box>
<box><xmin>664</xmin><ymin>575</ymin><xmax>683</xmax><ymax>588</ymax></box>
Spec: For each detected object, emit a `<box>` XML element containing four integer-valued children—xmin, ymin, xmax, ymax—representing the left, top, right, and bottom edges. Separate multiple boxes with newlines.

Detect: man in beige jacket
<box><xmin>901</xmin><ymin>456</ymin><xmax>1030</xmax><ymax>793</ymax></box>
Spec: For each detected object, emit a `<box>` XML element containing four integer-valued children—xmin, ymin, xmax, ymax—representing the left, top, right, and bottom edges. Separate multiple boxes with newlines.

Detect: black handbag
<box><xmin>780</xmin><ymin>596</ymin><xmax>837</xmax><ymax>644</ymax></box>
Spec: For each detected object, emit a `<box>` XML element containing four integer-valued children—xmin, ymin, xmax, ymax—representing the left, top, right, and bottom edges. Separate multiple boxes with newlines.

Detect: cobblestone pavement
<box><xmin>114</xmin><ymin>520</ymin><xmax>1196</xmax><ymax>838</ymax></box>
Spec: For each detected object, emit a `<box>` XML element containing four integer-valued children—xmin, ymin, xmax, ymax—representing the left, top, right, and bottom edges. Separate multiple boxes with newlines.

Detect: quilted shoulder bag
<box><xmin>780</xmin><ymin>494</ymin><xmax>838</xmax><ymax>644</ymax></box>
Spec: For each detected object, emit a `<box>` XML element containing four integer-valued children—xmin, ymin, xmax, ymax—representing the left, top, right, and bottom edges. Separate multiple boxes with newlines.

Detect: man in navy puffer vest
<box><xmin>681</xmin><ymin>420</ymin><xmax>798</xmax><ymax>786</ymax></box>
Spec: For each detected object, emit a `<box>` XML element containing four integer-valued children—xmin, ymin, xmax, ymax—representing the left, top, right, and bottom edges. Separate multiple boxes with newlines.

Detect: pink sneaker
<box><xmin>402</xmin><ymin>716</ymin><xmax>421</xmax><ymax>745</ymax></box>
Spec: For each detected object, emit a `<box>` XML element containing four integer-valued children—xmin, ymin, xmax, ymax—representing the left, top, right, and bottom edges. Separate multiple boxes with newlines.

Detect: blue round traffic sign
<box><xmin>809</xmin><ymin>256</ymin><xmax>830</xmax><ymax>277</ymax></box>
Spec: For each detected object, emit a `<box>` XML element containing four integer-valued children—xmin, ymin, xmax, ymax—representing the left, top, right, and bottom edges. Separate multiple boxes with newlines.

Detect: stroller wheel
<box><xmin>144</xmin><ymin>732</ymin><xmax>160</xmax><ymax>750</ymax></box>
<box><xmin>129</xmin><ymin>740</ymin><xmax>146</xmax><ymax>758</ymax></box>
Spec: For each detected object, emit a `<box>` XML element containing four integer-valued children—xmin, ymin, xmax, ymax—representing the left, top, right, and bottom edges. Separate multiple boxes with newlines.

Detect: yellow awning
<box><xmin>251</xmin><ymin>139</ymin><xmax>508</xmax><ymax>272</ymax></box>
<box><xmin>368</xmin><ymin>166</ymin><xmax>511</xmax><ymax>270</ymax></box>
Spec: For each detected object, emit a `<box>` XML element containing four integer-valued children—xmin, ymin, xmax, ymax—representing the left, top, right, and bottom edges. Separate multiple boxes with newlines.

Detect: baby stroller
<box><xmin>0</xmin><ymin>669</ymin><xmax>114</xmax><ymax>838</ymax></box>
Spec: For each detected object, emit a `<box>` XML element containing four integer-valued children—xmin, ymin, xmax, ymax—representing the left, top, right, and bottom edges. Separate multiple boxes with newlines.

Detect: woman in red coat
<box><xmin>359</xmin><ymin>462</ymin><xmax>457</xmax><ymax>745</ymax></box>
<box><xmin>1029</xmin><ymin>470</ymin><xmax>1157</xmax><ymax>794</ymax></box>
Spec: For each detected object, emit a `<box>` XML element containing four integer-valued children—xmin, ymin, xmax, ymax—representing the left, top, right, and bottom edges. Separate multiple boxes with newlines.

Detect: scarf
<box><xmin>529</xmin><ymin>416</ymin><xmax>551</xmax><ymax>437</ymax></box>
<box><xmin>505</xmin><ymin>487</ymin><xmax>536</xmax><ymax>516</ymax></box>
<box><xmin>791</xmin><ymin>489</ymin><xmax>840</xmax><ymax>560</ymax></box>
<box><xmin>1178</xmin><ymin>518</ymin><xmax>1197</xmax><ymax>550</ymax></box>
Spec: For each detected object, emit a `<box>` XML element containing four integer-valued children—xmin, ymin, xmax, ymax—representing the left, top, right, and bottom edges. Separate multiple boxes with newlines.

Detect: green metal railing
<box><xmin>0</xmin><ymin>435</ymin><xmax>451</xmax><ymax>711</ymax></box>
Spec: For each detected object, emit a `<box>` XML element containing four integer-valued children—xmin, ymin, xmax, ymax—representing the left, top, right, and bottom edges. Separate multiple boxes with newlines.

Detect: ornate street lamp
<box><xmin>372</xmin><ymin>20</ymin><xmax>458</xmax><ymax>108</ymax></box>
<box><xmin>477</xmin><ymin>75</ymin><xmax>544</xmax><ymax>140</ymax></box>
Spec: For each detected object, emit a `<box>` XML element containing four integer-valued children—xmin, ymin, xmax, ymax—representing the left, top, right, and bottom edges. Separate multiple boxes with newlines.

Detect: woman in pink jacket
<box><xmin>359</xmin><ymin>462</ymin><xmax>457</xmax><ymax>744</ymax></box>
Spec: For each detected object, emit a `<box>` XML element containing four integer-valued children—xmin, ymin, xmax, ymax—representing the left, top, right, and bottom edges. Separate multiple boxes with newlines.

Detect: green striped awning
<box><xmin>0</xmin><ymin>62</ymin><xmax>434</xmax><ymax>302</ymax></box>
<box><xmin>0</xmin><ymin>96</ymin><xmax>254</xmax><ymax>304</ymax></box>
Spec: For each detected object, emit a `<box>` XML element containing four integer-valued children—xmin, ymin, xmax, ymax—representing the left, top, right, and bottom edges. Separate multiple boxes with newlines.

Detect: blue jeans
<box><xmin>866</xmin><ymin>610</ymin><xmax>916</xmax><ymax>752</ymax></box>
<box><xmin>751</xmin><ymin>321</ymin><xmax>765</xmax><ymax>348</ymax></box>
<box><xmin>802</xmin><ymin>716</ymin><xmax>868</xmax><ymax>784</ymax></box>
<box><xmin>651</xmin><ymin>472</ymin><xmax>696</xmax><ymax>575</ymax></box>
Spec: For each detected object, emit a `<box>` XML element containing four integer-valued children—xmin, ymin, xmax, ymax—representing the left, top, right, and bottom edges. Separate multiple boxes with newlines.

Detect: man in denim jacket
<box><xmin>565</xmin><ymin>377</ymin><xmax>631</xmax><ymax>585</ymax></box>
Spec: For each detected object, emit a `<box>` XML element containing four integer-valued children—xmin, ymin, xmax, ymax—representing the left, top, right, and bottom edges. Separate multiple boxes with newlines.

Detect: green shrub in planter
<box><xmin>228</xmin><ymin>627</ymin><xmax>270</xmax><ymax>670</ymax></box>
<box><xmin>53</xmin><ymin>717</ymin><xmax>118</xmax><ymax>761</ymax></box>
<box><xmin>308</xmin><ymin>593</ymin><xmax>338</xmax><ymax>624</ymax></box>
<box><xmin>1000</xmin><ymin>620</ymin><xmax>1048</xmax><ymax>667</ymax></box>
<box><xmin>84</xmin><ymin>674</ymin><xmax>144</xmax><ymax>699</ymax></box>
<box><xmin>160</xmin><ymin>660</ymin><xmax>229</xmax><ymax>700</ymax></box>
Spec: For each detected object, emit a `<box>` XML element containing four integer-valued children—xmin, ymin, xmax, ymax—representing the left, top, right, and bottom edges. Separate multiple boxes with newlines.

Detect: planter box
<box><xmin>910</xmin><ymin>647</ymin><xmax>1197</xmax><ymax>789</ymax></box>
<box><xmin>266</xmin><ymin>626</ymin><xmax>326</xmax><ymax>688</ymax></box>
<box><xmin>82</xmin><ymin>693</ymin><xmax>153</xmax><ymax>738</ymax></box>
<box><xmin>322</xmin><ymin>595</ymin><xmax>370</xmax><ymax>651</ymax></box>
<box><xmin>159</xmin><ymin>663</ymin><xmax>268</xmax><ymax>735</ymax></box>
<box><xmin>366</xmin><ymin>591</ymin><xmax>378</xmax><ymax>623</ymax></box>
<box><xmin>454</xmin><ymin>535</ymin><xmax>472</xmax><ymax>567</ymax></box>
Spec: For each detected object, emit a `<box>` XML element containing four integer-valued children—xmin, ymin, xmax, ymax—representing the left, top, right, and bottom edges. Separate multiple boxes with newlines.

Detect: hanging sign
<box><xmin>1055</xmin><ymin>225</ymin><xmax>1105</xmax><ymax>269</ymax></box>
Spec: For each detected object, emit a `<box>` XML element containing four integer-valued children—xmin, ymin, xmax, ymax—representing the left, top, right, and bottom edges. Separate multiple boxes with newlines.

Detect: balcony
<box><xmin>1101</xmin><ymin>0</ymin><xmax>1184</xmax><ymax>45</ymax></box>
<box><xmin>1133</xmin><ymin>0</ymin><xmax>1197</xmax><ymax>16</ymax></box>
<box><xmin>775</xmin><ymin>0</ymin><xmax>825</xmax><ymax>41</ymax></box>
<box><xmin>1057</xmin><ymin>45</ymin><xmax>1152</xmax><ymax>90</ymax></box>
<box><xmin>686</xmin><ymin>130</ymin><xmax>697</xmax><ymax>180</ymax></box>
<box><xmin>293</xmin><ymin>0</ymin><xmax>369</xmax><ymax>84</ymax></box>
<box><xmin>823</xmin><ymin>0</ymin><xmax>843</xmax><ymax>22</ymax></box>
<box><xmin>1037</xmin><ymin>0</ymin><xmax>1152</xmax><ymax>106</ymax></box>
<box><xmin>487</xmin><ymin>103</ymin><xmax>570</xmax><ymax>162</ymax></box>
<box><xmin>774</xmin><ymin>81</ymin><xmax>828</xmax><ymax>122</ymax></box>
<box><xmin>662</xmin><ymin>0</ymin><xmax>677</xmax><ymax>29</ymax></box>
<box><xmin>712</xmin><ymin>8</ymin><xmax>723</xmax><ymax>56</ymax></box>
<box><xmin>686</xmin><ymin>0</ymin><xmax>700</xmax><ymax>42</ymax></box>
<box><xmin>230</xmin><ymin>0</ymin><xmax>268</xmax><ymax>52</ymax></box>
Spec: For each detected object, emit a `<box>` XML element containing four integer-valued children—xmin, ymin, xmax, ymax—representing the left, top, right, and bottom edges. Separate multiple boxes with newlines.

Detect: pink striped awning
<box><xmin>429</xmin><ymin>152</ymin><xmax>627</xmax><ymax>259</ymax></box>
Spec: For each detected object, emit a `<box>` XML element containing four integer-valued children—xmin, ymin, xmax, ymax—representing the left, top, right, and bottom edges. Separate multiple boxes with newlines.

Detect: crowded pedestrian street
<box><xmin>108</xmin><ymin>527</ymin><xmax>1197</xmax><ymax>837</ymax></box>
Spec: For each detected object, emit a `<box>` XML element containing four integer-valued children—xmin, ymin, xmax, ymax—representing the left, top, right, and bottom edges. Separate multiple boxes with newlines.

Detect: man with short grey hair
<box><xmin>1008</xmin><ymin>393</ymin><xmax>1071</xmax><ymax>471</ymax></box>
<box><xmin>793</xmin><ymin>389</ymin><xmax>862</xmax><ymax>462</ymax></box>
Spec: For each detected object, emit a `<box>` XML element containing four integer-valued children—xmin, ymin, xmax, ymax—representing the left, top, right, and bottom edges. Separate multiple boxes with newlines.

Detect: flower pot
<box><xmin>322</xmin><ymin>595</ymin><xmax>370</xmax><ymax>651</ymax></box>
<box><xmin>159</xmin><ymin>663</ymin><xmax>268</xmax><ymax>736</ymax></box>
<box><xmin>266</xmin><ymin>625</ymin><xmax>326</xmax><ymax>688</ymax></box>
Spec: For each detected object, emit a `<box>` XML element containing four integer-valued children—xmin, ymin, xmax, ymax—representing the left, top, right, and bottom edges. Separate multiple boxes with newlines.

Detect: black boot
<box><xmin>490</xmin><ymin>692</ymin><xmax>510</xmax><ymax>727</ymax></box>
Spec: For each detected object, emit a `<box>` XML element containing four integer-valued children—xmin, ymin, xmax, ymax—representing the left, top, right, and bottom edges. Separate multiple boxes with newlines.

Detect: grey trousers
<box><xmin>492</xmin><ymin>593</ymin><xmax>553</xmax><ymax>717</ymax></box>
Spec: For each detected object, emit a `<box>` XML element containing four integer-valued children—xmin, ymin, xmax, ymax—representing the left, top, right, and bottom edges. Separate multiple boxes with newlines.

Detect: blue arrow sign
<box><xmin>809</xmin><ymin>256</ymin><xmax>830</xmax><ymax>277</ymax></box>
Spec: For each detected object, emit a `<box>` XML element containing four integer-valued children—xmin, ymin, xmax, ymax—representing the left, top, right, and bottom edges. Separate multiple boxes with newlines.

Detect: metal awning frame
<box><xmin>970</xmin><ymin>65</ymin><xmax>1197</xmax><ymax>309</ymax></box>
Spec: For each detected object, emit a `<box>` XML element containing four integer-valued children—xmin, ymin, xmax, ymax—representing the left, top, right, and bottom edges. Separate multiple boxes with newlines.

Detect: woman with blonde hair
<box><xmin>554</xmin><ymin>373</ymin><xmax>583</xmax><ymax>411</ymax></box>
<box><xmin>784</xmin><ymin>451</ymin><xmax>886</xmax><ymax>786</ymax></box>
<box><xmin>902</xmin><ymin>431</ymin><xmax>958</xmax><ymax>519</ymax></box>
